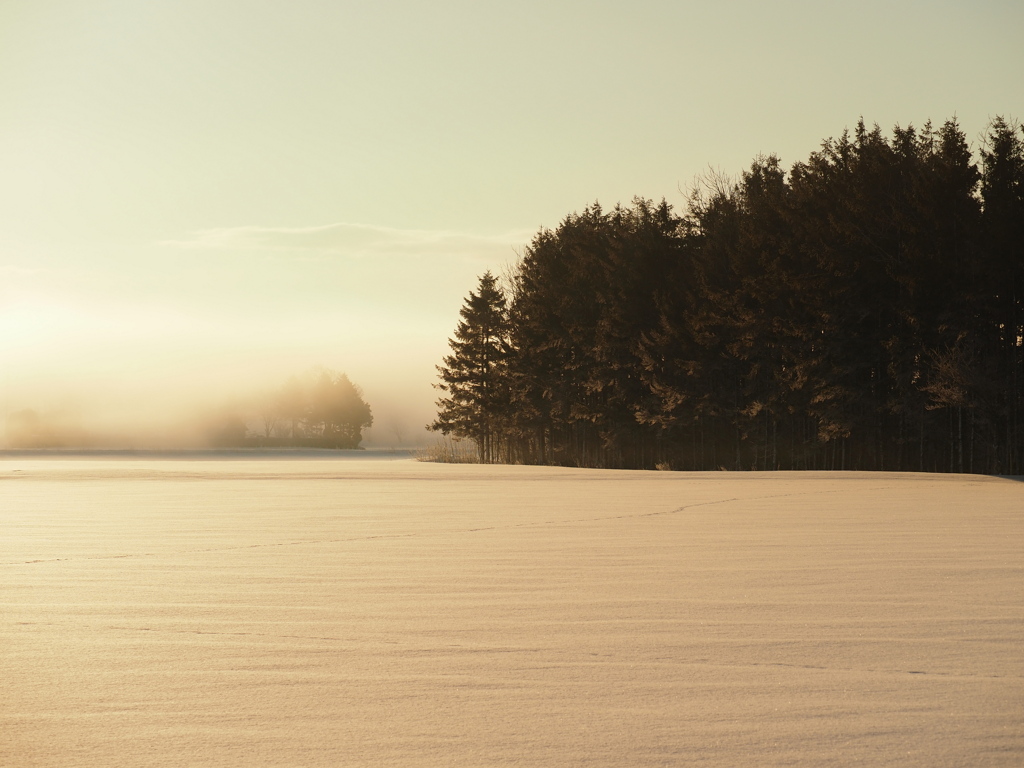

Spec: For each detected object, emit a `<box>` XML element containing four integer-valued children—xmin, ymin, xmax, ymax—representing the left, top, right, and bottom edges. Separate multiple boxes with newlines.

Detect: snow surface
<box><xmin>2</xmin><ymin>457</ymin><xmax>1021</xmax><ymax>767</ymax></box>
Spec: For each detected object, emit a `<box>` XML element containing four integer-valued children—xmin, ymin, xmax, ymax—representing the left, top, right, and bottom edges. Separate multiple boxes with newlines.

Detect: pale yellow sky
<box><xmin>1</xmin><ymin>0</ymin><xmax>1022</xmax><ymax>445</ymax></box>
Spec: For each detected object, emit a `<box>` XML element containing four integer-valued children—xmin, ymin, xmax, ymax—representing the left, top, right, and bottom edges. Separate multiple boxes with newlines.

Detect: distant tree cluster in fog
<box><xmin>433</xmin><ymin>116</ymin><xmax>1024</xmax><ymax>474</ymax></box>
<box><xmin>212</xmin><ymin>367</ymin><xmax>373</xmax><ymax>449</ymax></box>
<box><xmin>2</xmin><ymin>367</ymin><xmax>373</xmax><ymax>450</ymax></box>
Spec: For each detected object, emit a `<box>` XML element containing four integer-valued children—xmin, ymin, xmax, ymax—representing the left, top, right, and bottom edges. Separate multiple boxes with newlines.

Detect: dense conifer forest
<box><xmin>432</xmin><ymin>117</ymin><xmax>1024</xmax><ymax>473</ymax></box>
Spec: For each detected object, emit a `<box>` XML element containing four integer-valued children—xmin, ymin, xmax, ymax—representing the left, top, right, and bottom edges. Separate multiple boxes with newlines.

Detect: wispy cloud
<box><xmin>160</xmin><ymin>222</ymin><xmax>534</xmax><ymax>262</ymax></box>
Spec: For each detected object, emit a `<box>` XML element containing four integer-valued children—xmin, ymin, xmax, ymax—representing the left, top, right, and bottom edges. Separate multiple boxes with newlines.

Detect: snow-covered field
<box><xmin>2</xmin><ymin>456</ymin><xmax>1021</xmax><ymax>767</ymax></box>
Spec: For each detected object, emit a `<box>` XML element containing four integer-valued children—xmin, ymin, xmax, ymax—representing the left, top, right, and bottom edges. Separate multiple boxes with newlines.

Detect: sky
<box><xmin>1</xmin><ymin>0</ymin><xmax>1022</xmax><ymax>446</ymax></box>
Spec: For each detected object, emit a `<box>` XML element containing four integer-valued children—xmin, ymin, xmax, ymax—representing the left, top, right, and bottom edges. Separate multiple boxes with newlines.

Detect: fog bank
<box><xmin>1</xmin><ymin>224</ymin><xmax>529</xmax><ymax>449</ymax></box>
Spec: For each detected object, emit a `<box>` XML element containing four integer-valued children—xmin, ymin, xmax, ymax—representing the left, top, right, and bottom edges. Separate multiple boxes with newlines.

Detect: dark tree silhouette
<box><xmin>432</xmin><ymin>115</ymin><xmax>1024</xmax><ymax>474</ymax></box>
<box><xmin>430</xmin><ymin>271</ymin><xmax>509</xmax><ymax>463</ymax></box>
<box><xmin>979</xmin><ymin>117</ymin><xmax>1024</xmax><ymax>472</ymax></box>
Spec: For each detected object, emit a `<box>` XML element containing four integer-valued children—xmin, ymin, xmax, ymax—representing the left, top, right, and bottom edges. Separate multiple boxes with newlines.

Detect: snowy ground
<box><xmin>2</xmin><ymin>457</ymin><xmax>1021</xmax><ymax>767</ymax></box>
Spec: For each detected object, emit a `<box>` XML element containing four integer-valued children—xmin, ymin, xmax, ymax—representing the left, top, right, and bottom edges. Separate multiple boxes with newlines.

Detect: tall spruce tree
<box><xmin>430</xmin><ymin>272</ymin><xmax>509</xmax><ymax>463</ymax></box>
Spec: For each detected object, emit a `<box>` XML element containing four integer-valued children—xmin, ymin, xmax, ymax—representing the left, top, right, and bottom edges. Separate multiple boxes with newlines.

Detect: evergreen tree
<box><xmin>431</xmin><ymin>272</ymin><xmax>509</xmax><ymax>462</ymax></box>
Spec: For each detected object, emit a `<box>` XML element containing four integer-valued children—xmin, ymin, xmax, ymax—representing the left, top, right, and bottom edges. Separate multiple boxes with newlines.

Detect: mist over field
<box><xmin>0</xmin><ymin>373</ymin><xmax>436</xmax><ymax>451</ymax></box>
<box><xmin>0</xmin><ymin>220</ymin><xmax>523</xmax><ymax>449</ymax></box>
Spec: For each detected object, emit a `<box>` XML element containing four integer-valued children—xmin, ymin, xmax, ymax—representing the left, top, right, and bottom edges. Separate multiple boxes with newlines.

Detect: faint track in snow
<box><xmin>2</xmin><ymin>485</ymin><xmax>896</xmax><ymax>566</ymax></box>
<box><xmin>683</xmin><ymin>658</ymin><xmax>1019</xmax><ymax>681</ymax></box>
<box><xmin>504</xmin><ymin>484</ymin><xmax>896</xmax><ymax>527</ymax></box>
